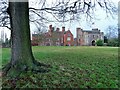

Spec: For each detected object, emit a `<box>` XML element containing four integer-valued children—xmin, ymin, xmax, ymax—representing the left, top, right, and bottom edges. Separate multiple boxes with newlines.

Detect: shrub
<box><xmin>96</xmin><ymin>40</ymin><xmax>103</xmax><ymax>46</ymax></box>
<box><xmin>107</xmin><ymin>38</ymin><xmax>118</xmax><ymax>47</ymax></box>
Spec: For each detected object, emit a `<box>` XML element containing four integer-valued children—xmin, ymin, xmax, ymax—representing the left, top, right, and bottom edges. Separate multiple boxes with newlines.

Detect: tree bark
<box><xmin>3</xmin><ymin>1</ymin><xmax>50</xmax><ymax>77</ymax></box>
<box><xmin>10</xmin><ymin>1</ymin><xmax>34</xmax><ymax>66</ymax></box>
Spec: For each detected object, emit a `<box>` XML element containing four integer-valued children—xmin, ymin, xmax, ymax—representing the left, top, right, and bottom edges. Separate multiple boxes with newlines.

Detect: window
<box><xmin>67</xmin><ymin>37</ymin><xmax>71</xmax><ymax>41</ymax></box>
<box><xmin>68</xmin><ymin>33</ymin><xmax>71</xmax><ymax>36</ymax></box>
<box><xmin>46</xmin><ymin>38</ymin><xmax>50</xmax><ymax>41</ymax></box>
<box><xmin>78</xmin><ymin>35</ymin><xmax>80</xmax><ymax>38</ymax></box>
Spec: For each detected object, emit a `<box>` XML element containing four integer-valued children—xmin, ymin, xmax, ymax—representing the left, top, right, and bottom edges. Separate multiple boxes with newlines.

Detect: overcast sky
<box><xmin>51</xmin><ymin>0</ymin><xmax>119</xmax><ymax>37</ymax></box>
<box><xmin>0</xmin><ymin>0</ymin><xmax>119</xmax><ymax>40</ymax></box>
<box><xmin>30</xmin><ymin>0</ymin><xmax>119</xmax><ymax>37</ymax></box>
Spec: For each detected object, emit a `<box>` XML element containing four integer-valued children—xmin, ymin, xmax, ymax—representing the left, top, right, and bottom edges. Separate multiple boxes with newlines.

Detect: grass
<box><xmin>1</xmin><ymin>46</ymin><xmax>119</xmax><ymax>88</ymax></box>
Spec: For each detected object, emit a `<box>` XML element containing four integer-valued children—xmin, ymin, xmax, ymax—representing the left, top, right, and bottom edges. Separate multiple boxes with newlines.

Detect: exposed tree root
<box><xmin>2</xmin><ymin>62</ymin><xmax>11</xmax><ymax>76</ymax></box>
<box><xmin>33</xmin><ymin>59</ymin><xmax>52</xmax><ymax>68</ymax></box>
<box><xmin>2</xmin><ymin>60</ymin><xmax>52</xmax><ymax>78</ymax></box>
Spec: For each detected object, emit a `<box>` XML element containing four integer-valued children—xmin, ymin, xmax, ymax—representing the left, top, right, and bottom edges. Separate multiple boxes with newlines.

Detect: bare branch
<box><xmin>0</xmin><ymin>0</ymin><xmax>118</xmax><ymax>29</ymax></box>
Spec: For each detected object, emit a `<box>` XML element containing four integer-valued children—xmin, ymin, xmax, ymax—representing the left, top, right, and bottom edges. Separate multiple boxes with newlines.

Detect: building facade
<box><xmin>32</xmin><ymin>25</ymin><xmax>74</xmax><ymax>46</ymax></box>
<box><xmin>76</xmin><ymin>28</ymin><xmax>104</xmax><ymax>46</ymax></box>
<box><xmin>32</xmin><ymin>25</ymin><xmax>104</xmax><ymax>46</ymax></box>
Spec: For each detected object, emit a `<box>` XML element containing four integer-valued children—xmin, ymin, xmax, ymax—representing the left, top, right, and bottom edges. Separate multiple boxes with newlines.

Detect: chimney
<box><xmin>49</xmin><ymin>25</ymin><xmax>53</xmax><ymax>36</ymax></box>
<box><xmin>77</xmin><ymin>28</ymin><xmax>80</xmax><ymax>31</ymax></box>
<box><xmin>92</xmin><ymin>28</ymin><xmax>98</xmax><ymax>31</ymax></box>
<box><xmin>49</xmin><ymin>25</ymin><xmax>52</xmax><ymax>32</ymax></box>
<box><xmin>62</xmin><ymin>27</ymin><xmax>65</xmax><ymax>32</ymax></box>
<box><xmin>56</xmin><ymin>28</ymin><xmax>60</xmax><ymax>32</ymax></box>
<box><xmin>77</xmin><ymin>28</ymin><xmax>82</xmax><ymax>32</ymax></box>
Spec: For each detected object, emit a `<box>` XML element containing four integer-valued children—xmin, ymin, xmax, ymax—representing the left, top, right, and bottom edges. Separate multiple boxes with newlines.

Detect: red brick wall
<box><xmin>31</xmin><ymin>25</ymin><xmax>74</xmax><ymax>46</ymax></box>
<box><xmin>31</xmin><ymin>35</ymin><xmax>38</xmax><ymax>46</ymax></box>
<box><xmin>64</xmin><ymin>30</ymin><xmax>74</xmax><ymax>46</ymax></box>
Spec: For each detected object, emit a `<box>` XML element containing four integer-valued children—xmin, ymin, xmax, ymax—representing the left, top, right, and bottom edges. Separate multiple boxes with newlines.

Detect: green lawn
<box><xmin>1</xmin><ymin>46</ymin><xmax>119</xmax><ymax>88</ymax></box>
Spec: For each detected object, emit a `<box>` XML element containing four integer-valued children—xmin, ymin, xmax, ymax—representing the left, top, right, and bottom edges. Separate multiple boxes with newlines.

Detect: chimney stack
<box><xmin>62</xmin><ymin>27</ymin><xmax>65</xmax><ymax>32</ymax></box>
<box><xmin>49</xmin><ymin>25</ymin><xmax>52</xmax><ymax>32</ymax></box>
<box><xmin>77</xmin><ymin>28</ymin><xmax>80</xmax><ymax>31</ymax></box>
<box><xmin>56</xmin><ymin>28</ymin><xmax>60</xmax><ymax>32</ymax></box>
<box><xmin>76</xmin><ymin>28</ymin><xmax>82</xmax><ymax>32</ymax></box>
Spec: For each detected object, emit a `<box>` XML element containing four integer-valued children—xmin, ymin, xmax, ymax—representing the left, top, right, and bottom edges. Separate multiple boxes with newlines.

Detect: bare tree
<box><xmin>0</xmin><ymin>0</ymin><xmax>117</xmax><ymax>78</ymax></box>
<box><xmin>0</xmin><ymin>0</ymin><xmax>117</xmax><ymax>28</ymax></box>
<box><xmin>105</xmin><ymin>25</ymin><xmax>118</xmax><ymax>39</ymax></box>
<box><xmin>28</xmin><ymin>0</ymin><xmax>117</xmax><ymax>23</ymax></box>
<box><xmin>2</xmin><ymin>0</ymin><xmax>50</xmax><ymax>78</ymax></box>
<box><xmin>32</xmin><ymin>25</ymin><xmax>47</xmax><ymax>46</ymax></box>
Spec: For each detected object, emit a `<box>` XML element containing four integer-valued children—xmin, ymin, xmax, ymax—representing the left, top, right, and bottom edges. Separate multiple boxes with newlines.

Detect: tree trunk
<box><xmin>10</xmin><ymin>1</ymin><xmax>34</xmax><ymax>66</ymax></box>
<box><xmin>3</xmin><ymin>1</ymin><xmax>50</xmax><ymax>77</ymax></box>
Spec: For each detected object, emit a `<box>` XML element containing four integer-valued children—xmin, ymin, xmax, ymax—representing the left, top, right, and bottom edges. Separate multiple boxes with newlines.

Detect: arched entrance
<box><xmin>92</xmin><ymin>40</ymin><xmax>95</xmax><ymax>46</ymax></box>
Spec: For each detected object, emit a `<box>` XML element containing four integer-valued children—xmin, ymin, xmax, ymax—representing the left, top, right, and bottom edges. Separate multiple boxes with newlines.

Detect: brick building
<box><xmin>76</xmin><ymin>28</ymin><xmax>104</xmax><ymax>46</ymax></box>
<box><xmin>32</xmin><ymin>25</ymin><xmax>74</xmax><ymax>46</ymax></box>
